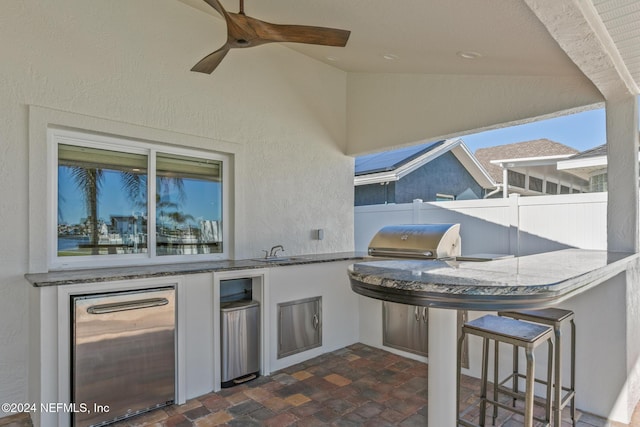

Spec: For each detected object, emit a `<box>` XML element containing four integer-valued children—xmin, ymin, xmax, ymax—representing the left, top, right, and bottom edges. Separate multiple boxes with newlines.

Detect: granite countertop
<box><xmin>26</xmin><ymin>252</ymin><xmax>367</xmax><ymax>287</ymax></box>
<box><xmin>348</xmin><ymin>249</ymin><xmax>640</xmax><ymax>310</ymax></box>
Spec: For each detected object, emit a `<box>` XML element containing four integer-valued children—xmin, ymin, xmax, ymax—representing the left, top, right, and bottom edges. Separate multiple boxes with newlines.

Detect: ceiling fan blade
<box><xmin>191</xmin><ymin>46</ymin><xmax>230</xmax><ymax>74</ymax></box>
<box><xmin>253</xmin><ymin>21</ymin><xmax>350</xmax><ymax>47</ymax></box>
<box><xmin>202</xmin><ymin>0</ymin><xmax>227</xmax><ymax>18</ymax></box>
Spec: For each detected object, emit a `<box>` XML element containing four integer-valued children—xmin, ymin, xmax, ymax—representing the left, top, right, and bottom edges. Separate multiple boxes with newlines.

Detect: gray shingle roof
<box><xmin>566</xmin><ymin>144</ymin><xmax>607</xmax><ymax>160</ymax></box>
<box><xmin>474</xmin><ymin>139</ymin><xmax>578</xmax><ymax>183</ymax></box>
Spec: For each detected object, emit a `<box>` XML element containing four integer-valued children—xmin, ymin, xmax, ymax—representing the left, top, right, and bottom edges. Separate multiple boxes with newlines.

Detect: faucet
<box><xmin>268</xmin><ymin>245</ymin><xmax>285</xmax><ymax>258</ymax></box>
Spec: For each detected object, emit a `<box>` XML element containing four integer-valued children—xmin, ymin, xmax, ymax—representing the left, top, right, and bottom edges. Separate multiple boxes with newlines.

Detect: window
<box><xmin>435</xmin><ymin>193</ymin><xmax>455</xmax><ymax>201</ymax></box>
<box><xmin>590</xmin><ymin>172</ymin><xmax>608</xmax><ymax>192</ymax></box>
<box><xmin>507</xmin><ymin>170</ymin><xmax>525</xmax><ymax>188</ymax></box>
<box><xmin>529</xmin><ymin>176</ymin><xmax>543</xmax><ymax>192</ymax></box>
<box><xmin>52</xmin><ymin>129</ymin><xmax>228</xmax><ymax>268</ymax></box>
<box><xmin>546</xmin><ymin>181</ymin><xmax>557</xmax><ymax>194</ymax></box>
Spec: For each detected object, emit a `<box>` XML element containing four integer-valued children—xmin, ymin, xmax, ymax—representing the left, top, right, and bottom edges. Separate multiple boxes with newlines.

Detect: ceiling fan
<box><xmin>191</xmin><ymin>0</ymin><xmax>351</xmax><ymax>74</ymax></box>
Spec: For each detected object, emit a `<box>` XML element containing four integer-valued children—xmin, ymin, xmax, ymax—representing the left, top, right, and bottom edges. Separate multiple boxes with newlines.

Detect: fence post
<box><xmin>413</xmin><ymin>199</ymin><xmax>423</xmax><ymax>224</ymax></box>
<box><xmin>508</xmin><ymin>194</ymin><xmax>520</xmax><ymax>255</ymax></box>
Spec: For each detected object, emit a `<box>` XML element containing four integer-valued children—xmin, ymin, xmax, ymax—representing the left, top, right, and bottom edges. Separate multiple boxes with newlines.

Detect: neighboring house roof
<box><xmin>354</xmin><ymin>138</ymin><xmax>496</xmax><ymax>189</ymax></box>
<box><xmin>556</xmin><ymin>144</ymin><xmax>608</xmax><ymax>180</ymax></box>
<box><xmin>558</xmin><ymin>135</ymin><xmax>640</xmax><ymax>180</ymax></box>
<box><xmin>355</xmin><ymin>140</ymin><xmax>445</xmax><ymax>175</ymax></box>
<box><xmin>566</xmin><ymin>144</ymin><xmax>607</xmax><ymax>160</ymax></box>
<box><xmin>475</xmin><ymin>139</ymin><xmax>579</xmax><ymax>184</ymax></box>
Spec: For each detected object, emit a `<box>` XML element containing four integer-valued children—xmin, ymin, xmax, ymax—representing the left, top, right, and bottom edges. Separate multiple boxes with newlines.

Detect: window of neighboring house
<box><xmin>590</xmin><ymin>172</ymin><xmax>608</xmax><ymax>192</ymax></box>
<box><xmin>52</xmin><ymin>129</ymin><xmax>228</xmax><ymax>268</ymax></box>
<box><xmin>507</xmin><ymin>170</ymin><xmax>525</xmax><ymax>188</ymax></box>
<box><xmin>546</xmin><ymin>181</ymin><xmax>558</xmax><ymax>194</ymax></box>
<box><xmin>560</xmin><ymin>185</ymin><xmax>570</xmax><ymax>194</ymax></box>
<box><xmin>529</xmin><ymin>176</ymin><xmax>543</xmax><ymax>192</ymax></box>
<box><xmin>436</xmin><ymin>193</ymin><xmax>455</xmax><ymax>201</ymax></box>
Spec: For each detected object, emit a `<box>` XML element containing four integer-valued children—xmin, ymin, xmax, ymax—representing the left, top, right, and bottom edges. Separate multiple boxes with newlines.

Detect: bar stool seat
<box><xmin>457</xmin><ymin>314</ymin><xmax>554</xmax><ymax>427</ymax></box>
<box><xmin>498</xmin><ymin>308</ymin><xmax>576</xmax><ymax>427</ymax></box>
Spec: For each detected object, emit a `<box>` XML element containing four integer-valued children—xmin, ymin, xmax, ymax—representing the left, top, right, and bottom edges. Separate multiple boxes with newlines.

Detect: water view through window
<box><xmin>58</xmin><ymin>144</ymin><xmax>223</xmax><ymax>257</ymax></box>
<box><xmin>155</xmin><ymin>153</ymin><xmax>223</xmax><ymax>256</ymax></box>
<box><xmin>58</xmin><ymin>144</ymin><xmax>148</xmax><ymax>256</ymax></box>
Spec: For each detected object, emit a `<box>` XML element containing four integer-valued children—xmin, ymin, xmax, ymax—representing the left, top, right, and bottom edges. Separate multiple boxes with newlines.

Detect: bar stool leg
<box><xmin>457</xmin><ymin>331</ymin><xmax>465</xmax><ymax>424</ymax></box>
<box><xmin>546</xmin><ymin>337</ymin><xmax>554</xmax><ymax>426</ymax></box>
<box><xmin>554</xmin><ymin>326</ymin><xmax>562</xmax><ymax>427</ymax></box>
<box><xmin>524</xmin><ymin>348</ymin><xmax>535</xmax><ymax>427</ymax></box>
<box><xmin>480</xmin><ymin>337</ymin><xmax>490</xmax><ymax>427</ymax></box>
<box><xmin>493</xmin><ymin>341</ymin><xmax>499</xmax><ymax>424</ymax></box>
<box><xmin>570</xmin><ymin>319</ymin><xmax>576</xmax><ymax>427</ymax></box>
<box><xmin>512</xmin><ymin>344</ymin><xmax>519</xmax><ymax>407</ymax></box>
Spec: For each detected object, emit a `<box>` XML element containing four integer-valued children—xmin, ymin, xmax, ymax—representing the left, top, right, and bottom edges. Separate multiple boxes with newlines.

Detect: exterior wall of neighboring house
<box><xmin>355</xmin><ymin>181</ymin><xmax>397</xmax><ymax>205</ymax></box>
<box><xmin>355</xmin><ymin>152</ymin><xmax>484</xmax><ymax>205</ymax></box>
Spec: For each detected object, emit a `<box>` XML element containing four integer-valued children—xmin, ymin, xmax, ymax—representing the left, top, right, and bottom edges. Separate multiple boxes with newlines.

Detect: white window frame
<box><xmin>48</xmin><ymin>128</ymin><xmax>230</xmax><ymax>270</ymax></box>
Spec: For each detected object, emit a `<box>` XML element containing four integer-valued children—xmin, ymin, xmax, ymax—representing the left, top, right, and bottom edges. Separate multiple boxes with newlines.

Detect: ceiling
<box><xmin>178</xmin><ymin>0</ymin><xmax>640</xmax><ymax>95</ymax></box>
<box><xmin>178</xmin><ymin>0</ymin><xmax>584</xmax><ymax>76</ymax></box>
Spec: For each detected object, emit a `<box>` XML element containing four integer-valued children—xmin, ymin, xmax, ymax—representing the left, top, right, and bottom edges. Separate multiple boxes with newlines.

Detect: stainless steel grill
<box><xmin>367</xmin><ymin>223</ymin><xmax>461</xmax><ymax>260</ymax></box>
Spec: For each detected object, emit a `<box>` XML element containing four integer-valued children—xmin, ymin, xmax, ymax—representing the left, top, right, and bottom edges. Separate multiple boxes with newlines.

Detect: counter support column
<box><xmin>428</xmin><ymin>307</ymin><xmax>458</xmax><ymax>427</ymax></box>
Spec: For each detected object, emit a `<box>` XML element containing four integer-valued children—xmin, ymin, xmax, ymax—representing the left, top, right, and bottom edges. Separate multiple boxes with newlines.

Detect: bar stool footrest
<box><xmin>485</xmin><ymin>397</ymin><xmax>551</xmax><ymax>426</ymax></box>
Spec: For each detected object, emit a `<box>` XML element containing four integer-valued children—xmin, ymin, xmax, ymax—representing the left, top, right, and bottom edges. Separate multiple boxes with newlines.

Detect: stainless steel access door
<box><xmin>277</xmin><ymin>296</ymin><xmax>322</xmax><ymax>359</ymax></box>
<box><xmin>72</xmin><ymin>287</ymin><xmax>176</xmax><ymax>427</ymax></box>
<box><xmin>383</xmin><ymin>301</ymin><xmax>429</xmax><ymax>357</ymax></box>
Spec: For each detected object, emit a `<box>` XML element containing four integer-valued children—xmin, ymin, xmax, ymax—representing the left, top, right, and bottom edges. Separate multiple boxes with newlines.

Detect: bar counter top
<box><xmin>26</xmin><ymin>252</ymin><xmax>366</xmax><ymax>287</ymax></box>
<box><xmin>348</xmin><ymin>248</ymin><xmax>640</xmax><ymax>310</ymax></box>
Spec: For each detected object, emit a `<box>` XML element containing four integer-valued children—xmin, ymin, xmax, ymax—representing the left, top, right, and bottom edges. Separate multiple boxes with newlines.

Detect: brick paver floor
<box><xmin>2</xmin><ymin>343</ymin><xmax>633</xmax><ymax>426</ymax></box>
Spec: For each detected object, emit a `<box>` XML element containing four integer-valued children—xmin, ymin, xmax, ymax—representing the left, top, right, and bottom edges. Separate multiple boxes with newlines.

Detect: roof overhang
<box><xmin>490</xmin><ymin>154</ymin><xmax>575</xmax><ymax>168</ymax></box>
<box><xmin>491</xmin><ymin>154</ymin><xmax>589</xmax><ymax>189</ymax></box>
<box><xmin>557</xmin><ymin>152</ymin><xmax>640</xmax><ymax>181</ymax></box>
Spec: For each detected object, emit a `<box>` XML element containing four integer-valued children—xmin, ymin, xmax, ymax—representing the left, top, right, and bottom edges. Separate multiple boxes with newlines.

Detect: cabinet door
<box><xmin>278</xmin><ymin>297</ymin><xmax>322</xmax><ymax>359</ymax></box>
<box><xmin>383</xmin><ymin>301</ymin><xmax>428</xmax><ymax>357</ymax></box>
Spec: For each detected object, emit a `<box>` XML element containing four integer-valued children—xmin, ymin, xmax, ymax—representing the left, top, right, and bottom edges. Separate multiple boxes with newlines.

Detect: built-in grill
<box><xmin>367</xmin><ymin>223</ymin><xmax>461</xmax><ymax>260</ymax></box>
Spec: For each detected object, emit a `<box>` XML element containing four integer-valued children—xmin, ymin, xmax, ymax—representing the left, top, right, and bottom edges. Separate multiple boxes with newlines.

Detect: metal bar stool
<box><xmin>457</xmin><ymin>314</ymin><xmax>554</xmax><ymax>427</ymax></box>
<box><xmin>498</xmin><ymin>308</ymin><xmax>576</xmax><ymax>427</ymax></box>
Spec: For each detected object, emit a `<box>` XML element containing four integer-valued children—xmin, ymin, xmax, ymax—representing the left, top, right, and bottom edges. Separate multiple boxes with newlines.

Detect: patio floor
<box><xmin>1</xmin><ymin>343</ymin><xmax>633</xmax><ymax>427</ymax></box>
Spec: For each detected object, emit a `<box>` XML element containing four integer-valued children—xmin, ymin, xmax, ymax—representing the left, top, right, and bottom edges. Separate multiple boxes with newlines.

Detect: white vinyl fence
<box><xmin>355</xmin><ymin>193</ymin><xmax>608</xmax><ymax>256</ymax></box>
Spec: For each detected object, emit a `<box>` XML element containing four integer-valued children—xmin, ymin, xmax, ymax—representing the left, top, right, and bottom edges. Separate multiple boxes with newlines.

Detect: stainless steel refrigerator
<box><xmin>71</xmin><ymin>287</ymin><xmax>176</xmax><ymax>427</ymax></box>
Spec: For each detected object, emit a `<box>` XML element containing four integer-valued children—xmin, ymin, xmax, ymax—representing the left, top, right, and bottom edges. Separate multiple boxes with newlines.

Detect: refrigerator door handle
<box><xmin>87</xmin><ymin>298</ymin><xmax>169</xmax><ymax>314</ymax></box>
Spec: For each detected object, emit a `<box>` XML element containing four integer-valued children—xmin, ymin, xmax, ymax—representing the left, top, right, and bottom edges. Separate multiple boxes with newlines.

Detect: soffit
<box><xmin>177</xmin><ymin>0</ymin><xmax>586</xmax><ymax>76</ymax></box>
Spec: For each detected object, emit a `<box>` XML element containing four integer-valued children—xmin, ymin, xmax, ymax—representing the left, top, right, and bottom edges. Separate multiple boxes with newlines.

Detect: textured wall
<box><xmin>346</xmin><ymin>73</ymin><xmax>604</xmax><ymax>155</ymax></box>
<box><xmin>354</xmin><ymin>152</ymin><xmax>482</xmax><ymax>205</ymax></box>
<box><xmin>0</xmin><ymin>0</ymin><xmax>352</xmax><ymax>412</ymax></box>
<box><xmin>395</xmin><ymin>152</ymin><xmax>483</xmax><ymax>203</ymax></box>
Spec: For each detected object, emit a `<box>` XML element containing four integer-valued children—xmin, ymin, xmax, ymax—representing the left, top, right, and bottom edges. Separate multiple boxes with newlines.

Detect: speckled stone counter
<box><xmin>348</xmin><ymin>249</ymin><xmax>640</xmax><ymax>310</ymax></box>
<box><xmin>25</xmin><ymin>252</ymin><xmax>366</xmax><ymax>287</ymax></box>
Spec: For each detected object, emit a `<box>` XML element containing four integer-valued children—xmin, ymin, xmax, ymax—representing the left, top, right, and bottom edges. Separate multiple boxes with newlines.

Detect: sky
<box><xmin>461</xmin><ymin>96</ymin><xmax>640</xmax><ymax>154</ymax></box>
<box><xmin>461</xmin><ymin>108</ymin><xmax>607</xmax><ymax>154</ymax></box>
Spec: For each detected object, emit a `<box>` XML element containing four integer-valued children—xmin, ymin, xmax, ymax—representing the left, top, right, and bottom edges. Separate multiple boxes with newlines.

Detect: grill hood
<box><xmin>367</xmin><ymin>223</ymin><xmax>461</xmax><ymax>259</ymax></box>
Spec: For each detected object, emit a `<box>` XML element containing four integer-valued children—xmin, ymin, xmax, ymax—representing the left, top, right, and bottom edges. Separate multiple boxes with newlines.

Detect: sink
<box><xmin>253</xmin><ymin>257</ymin><xmax>307</xmax><ymax>263</ymax></box>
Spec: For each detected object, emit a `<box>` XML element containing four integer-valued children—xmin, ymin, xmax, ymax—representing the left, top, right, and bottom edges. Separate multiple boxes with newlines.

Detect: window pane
<box><xmin>529</xmin><ymin>176</ymin><xmax>543</xmax><ymax>192</ymax></box>
<box><xmin>58</xmin><ymin>144</ymin><xmax>148</xmax><ymax>257</ymax></box>
<box><xmin>507</xmin><ymin>170</ymin><xmax>525</xmax><ymax>188</ymax></box>
<box><xmin>156</xmin><ymin>153</ymin><xmax>223</xmax><ymax>256</ymax></box>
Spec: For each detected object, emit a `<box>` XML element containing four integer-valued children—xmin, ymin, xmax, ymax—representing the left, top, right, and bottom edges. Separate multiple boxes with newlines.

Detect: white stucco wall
<box><xmin>346</xmin><ymin>72</ymin><xmax>604</xmax><ymax>155</ymax></box>
<box><xmin>0</xmin><ymin>0</ymin><xmax>353</xmax><ymax>413</ymax></box>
